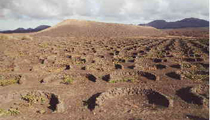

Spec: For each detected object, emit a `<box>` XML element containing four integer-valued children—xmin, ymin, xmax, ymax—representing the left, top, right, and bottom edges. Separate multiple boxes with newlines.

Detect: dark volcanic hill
<box><xmin>139</xmin><ymin>18</ymin><xmax>209</xmax><ymax>29</ymax></box>
<box><xmin>0</xmin><ymin>25</ymin><xmax>51</xmax><ymax>33</ymax></box>
<box><xmin>36</xmin><ymin>19</ymin><xmax>166</xmax><ymax>37</ymax></box>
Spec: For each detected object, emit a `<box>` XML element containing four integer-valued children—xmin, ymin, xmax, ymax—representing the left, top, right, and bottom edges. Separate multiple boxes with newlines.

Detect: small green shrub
<box><xmin>109</xmin><ymin>78</ymin><xmax>135</xmax><ymax>83</ymax></box>
<box><xmin>61</xmin><ymin>75</ymin><xmax>74</xmax><ymax>85</ymax></box>
<box><xmin>37</xmin><ymin>109</ymin><xmax>46</xmax><ymax>114</ymax></box>
<box><xmin>7</xmin><ymin>109</ymin><xmax>20</xmax><ymax>116</ymax></box>
<box><xmin>21</xmin><ymin>94</ymin><xmax>46</xmax><ymax>105</ymax></box>
<box><xmin>39</xmin><ymin>42</ymin><xmax>49</xmax><ymax>48</ymax></box>
<box><xmin>21</xmin><ymin>94</ymin><xmax>37</xmax><ymax>104</ymax></box>
<box><xmin>156</xmin><ymin>51</ymin><xmax>165</xmax><ymax>58</ymax></box>
<box><xmin>0</xmin><ymin>79</ymin><xmax>19</xmax><ymax>86</ymax></box>
<box><xmin>0</xmin><ymin>108</ymin><xmax>20</xmax><ymax>116</ymax></box>
<box><xmin>183</xmin><ymin>71</ymin><xmax>209</xmax><ymax>82</ymax></box>
<box><xmin>0</xmin><ymin>34</ymin><xmax>11</xmax><ymax>40</ymax></box>
<box><xmin>21</xmin><ymin>35</ymin><xmax>33</xmax><ymax>40</ymax></box>
<box><xmin>0</xmin><ymin>109</ymin><xmax>7</xmax><ymax>116</ymax></box>
<box><xmin>181</xmin><ymin>63</ymin><xmax>192</xmax><ymax>68</ymax></box>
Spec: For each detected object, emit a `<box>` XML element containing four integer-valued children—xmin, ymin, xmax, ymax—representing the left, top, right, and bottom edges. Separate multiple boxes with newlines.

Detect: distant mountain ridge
<box><xmin>139</xmin><ymin>18</ymin><xmax>209</xmax><ymax>29</ymax></box>
<box><xmin>0</xmin><ymin>25</ymin><xmax>51</xmax><ymax>33</ymax></box>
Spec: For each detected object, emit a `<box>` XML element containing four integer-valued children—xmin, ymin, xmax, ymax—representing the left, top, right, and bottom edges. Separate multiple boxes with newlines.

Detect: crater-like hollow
<box><xmin>139</xmin><ymin>50</ymin><xmax>145</xmax><ymax>54</ymax></box>
<box><xmin>153</xmin><ymin>58</ymin><xmax>162</xmax><ymax>63</ymax></box>
<box><xmin>184</xmin><ymin>58</ymin><xmax>196</xmax><ymax>62</ymax></box>
<box><xmin>128</xmin><ymin>59</ymin><xmax>135</xmax><ymax>63</ymax></box>
<box><xmin>147</xmin><ymin>91</ymin><xmax>170</xmax><ymax>107</ymax></box>
<box><xmin>65</xmin><ymin>65</ymin><xmax>70</xmax><ymax>70</ymax></box>
<box><xmin>48</xmin><ymin>94</ymin><xmax>59</xmax><ymax>111</ymax></box>
<box><xmin>114</xmin><ymin>51</ymin><xmax>120</xmax><ymax>55</ymax></box>
<box><xmin>200</xmin><ymin>63</ymin><xmax>209</xmax><ymax>69</ymax></box>
<box><xmin>186</xmin><ymin>115</ymin><xmax>208</xmax><ymax>120</ymax></box>
<box><xmin>87</xmin><ymin>87</ymin><xmax>172</xmax><ymax>111</ymax></box>
<box><xmin>86</xmin><ymin>74</ymin><xmax>97</xmax><ymax>82</ymax></box>
<box><xmin>155</xmin><ymin>64</ymin><xmax>166</xmax><ymax>70</ymax></box>
<box><xmin>184</xmin><ymin>58</ymin><xmax>203</xmax><ymax>62</ymax></box>
<box><xmin>81</xmin><ymin>66</ymin><xmax>86</xmax><ymax>70</ymax></box>
<box><xmin>128</xmin><ymin>65</ymin><xmax>135</xmax><ymax>69</ymax></box>
<box><xmin>119</xmin><ymin>59</ymin><xmax>126</xmax><ymax>63</ymax></box>
<box><xmin>166</xmin><ymin>72</ymin><xmax>181</xmax><ymax>80</ymax></box>
<box><xmin>115</xmin><ymin>64</ymin><xmax>122</xmax><ymax>69</ymax></box>
<box><xmin>140</xmin><ymin>72</ymin><xmax>157</xmax><ymax>81</ymax></box>
<box><xmin>133</xmin><ymin>53</ymin><xmax>138</xmax><ymax>56</ymax></box>
<box><xmin>176</xmin><ymin>87</ymin><xmax>203</xmax><ymax>105</ymax></box>
<box><xmin>170</xmin><ymin>64</ymin><xmax>181</xmax><ymax>69</ymax></box>
<box><xmin>102</xmin><ymin>74</ymin><xmax>110</xmax><ymax>82</ymax></box>
<box><xmin>84</xmin><ymin>93</ymin><xmax>101</xmax><ymax>111</ymax></box>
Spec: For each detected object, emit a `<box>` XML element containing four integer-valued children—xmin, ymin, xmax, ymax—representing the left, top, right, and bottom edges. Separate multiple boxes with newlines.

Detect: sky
<box><xmin>0</xmin><ymin>0</ymin><xmax>209</xmax><ymax>30</ymax></box>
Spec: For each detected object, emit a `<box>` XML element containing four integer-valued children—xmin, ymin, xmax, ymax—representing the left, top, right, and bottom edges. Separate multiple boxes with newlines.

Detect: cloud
<box><xmin>119</xmin><ymin>0</ymin><xmax>209</xmax><ymax>21</ymax></box>
<box><xmin>0</xmin><ymin>0</ymin><xmax>209</xmax><ymax>30</ymax></box>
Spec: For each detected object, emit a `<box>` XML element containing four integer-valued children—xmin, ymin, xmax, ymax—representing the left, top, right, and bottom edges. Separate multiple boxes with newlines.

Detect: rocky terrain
<box><xmin>0</xmin><ymin>20</ymin><xmax>209</xmax><ymax>120</ymax></box>
<box><xmin>164</xmin><ymin>27</ymin><xmax>209</xmax><ymax>38</ymax></box>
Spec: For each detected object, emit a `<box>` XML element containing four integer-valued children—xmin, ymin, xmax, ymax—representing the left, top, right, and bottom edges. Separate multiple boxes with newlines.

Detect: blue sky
<box><xmin>0</xmin><ymin>0</ymin><xmax>209</xmax><ymax>30</ymax></box>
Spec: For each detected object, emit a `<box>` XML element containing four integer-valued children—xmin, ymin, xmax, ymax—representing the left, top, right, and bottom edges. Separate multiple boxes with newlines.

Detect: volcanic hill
<box><xmin>36</xmin><ymin>19</ymin><xmax>166</xmax><ymax>38</ymax></box>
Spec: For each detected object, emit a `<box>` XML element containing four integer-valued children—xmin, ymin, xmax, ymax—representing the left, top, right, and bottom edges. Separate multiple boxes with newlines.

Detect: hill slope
<box><xmin>36</xmin><ymin>19</ymin><xmax>166</xmax><ymax>38</ymax></box>
<box><xmin>139</xmin><ymin>18</ymin><xmax>209</xmax><ymax>29</ymax></box>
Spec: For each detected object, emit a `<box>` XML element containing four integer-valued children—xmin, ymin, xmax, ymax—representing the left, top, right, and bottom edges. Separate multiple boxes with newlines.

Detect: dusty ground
<box><xmin>163</xmin><ymin>27</ymin><xmax>209</xmax><ymax>38</ymax></box>
<box><xmin>0</xmin><ymin>21</ymin><xmax>209</xmax><ymax>120</ymax></box>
